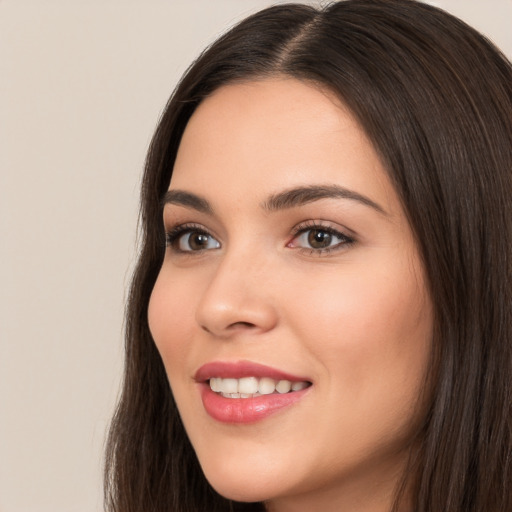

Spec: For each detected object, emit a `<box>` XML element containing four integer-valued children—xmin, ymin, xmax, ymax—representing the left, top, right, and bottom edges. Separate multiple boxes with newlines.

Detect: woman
<box><xmin>105</xmin><ymin>1</ymin><xmax>512</xmax><ymax>511</ymax></box>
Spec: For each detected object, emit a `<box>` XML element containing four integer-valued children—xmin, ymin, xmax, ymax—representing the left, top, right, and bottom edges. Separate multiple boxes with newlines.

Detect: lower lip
<box><xmin>199</xmin><ymin>384</ymin><xmax>310</xmax><ymax>424</ymax></box>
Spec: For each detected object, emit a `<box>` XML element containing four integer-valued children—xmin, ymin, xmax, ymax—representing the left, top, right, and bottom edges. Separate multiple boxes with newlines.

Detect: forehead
<box><xmin>170</xmin><ymin>78</ymin><xmax>396</xmax><ymax>215</ymax></box>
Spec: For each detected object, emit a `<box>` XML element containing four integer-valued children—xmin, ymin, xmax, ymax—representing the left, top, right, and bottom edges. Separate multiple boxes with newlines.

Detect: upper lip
<box><xmin>194</xmin><ymin>360</ymin><xmax>311</xmax><ymax>383</ymax></box>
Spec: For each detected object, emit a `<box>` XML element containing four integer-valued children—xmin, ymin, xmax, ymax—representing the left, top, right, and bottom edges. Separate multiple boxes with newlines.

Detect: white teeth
<box><xmin>276</xmin><ymin>380</ymin><xmax>292</xmax><ymax>393</ymax></box>
<box><xmin>291</xmin><ymin>381</ymin><xmax>308</xmax><ymax>391</ymax></box>
<box><xmin>210</xmin><ymin>377</ymin><xmax>222</xmax><ymax>392</ymax></box>
<box><xmin>238</xmin><ymin>376</ymin><xmax>259</xmax><ymax>394</ymax></box>
<box><xmin>258</xmin><ymin>377</ymin><xmax>276</xmax><ymax>395</ymax></box>
<box><xmin>209</xmin><ymin>377</ymin><xmax>310</xmax><ymax>397</ymax></box>
<box><xmin>222</xmin><ymin>378</ymin><xmax>238</xmax><ymax>394</ymax></box>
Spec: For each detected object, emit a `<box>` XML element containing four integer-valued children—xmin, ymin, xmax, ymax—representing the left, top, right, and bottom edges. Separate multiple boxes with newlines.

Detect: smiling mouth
<box><xmin>209</xmin><ymin>376</ymin><xmax>311</xmax><ymax>398</ymax></box>
<box><xmin>197</xmin><ymin>362</ymin><xmax>312</xmax><ymax>423</ymax></box>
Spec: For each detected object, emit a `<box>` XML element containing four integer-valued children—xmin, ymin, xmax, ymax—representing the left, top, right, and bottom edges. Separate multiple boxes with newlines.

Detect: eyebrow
<box><xmin>162</xmin><ymin>184</ymin><xmax>387</xmax><ymax>216</ymax></box>
<box><xmin>262</xmin><ymin>184</ymin><xmax>387</xmax><ymax>215</ymax></box>
<box><xmin>162</xmin><ymin>189</ymin><xmax>213</xmax><ymax>214</ymax></box>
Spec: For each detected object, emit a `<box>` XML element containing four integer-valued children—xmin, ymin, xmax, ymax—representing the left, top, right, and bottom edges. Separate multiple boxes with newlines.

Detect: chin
<box><xmin>197</xmin><ymin>450</ymin><xmax>287</xmax><ymax>503</ymax></box>
<box><xmin>205</xmin><ymin>470</ymin><xmax>274</xmax><ymax>503</ymax></box>
<box><xmin>210</xmin><ymin>483</ymin><xmax>269</xmax><ymax>504</ymax></box>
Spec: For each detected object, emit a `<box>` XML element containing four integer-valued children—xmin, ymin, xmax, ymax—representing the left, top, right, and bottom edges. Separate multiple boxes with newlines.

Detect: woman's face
<box><xmin>148</xmin><ymin>79</ymin><xmax>433</xmax><ymax>511</ymax></box>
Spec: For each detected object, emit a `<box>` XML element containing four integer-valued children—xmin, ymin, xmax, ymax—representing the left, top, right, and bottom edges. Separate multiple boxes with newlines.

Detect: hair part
<box><xmin>105</xmin><ymin>2</ymin><xmax>512</xmax><ymax>511</ymax></box>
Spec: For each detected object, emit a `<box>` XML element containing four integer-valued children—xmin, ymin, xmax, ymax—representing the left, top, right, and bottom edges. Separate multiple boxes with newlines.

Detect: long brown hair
<box><xmin>105</xmin><ymin>1</ymin><xmax>512</xmax><ymax>511</ymax></box>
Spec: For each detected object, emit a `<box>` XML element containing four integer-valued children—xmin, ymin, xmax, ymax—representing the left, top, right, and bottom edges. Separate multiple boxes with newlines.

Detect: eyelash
<box><xmin>164</xmin><ymin>221</ymin><xmax>355</xmax><ymax>256</ymax></box>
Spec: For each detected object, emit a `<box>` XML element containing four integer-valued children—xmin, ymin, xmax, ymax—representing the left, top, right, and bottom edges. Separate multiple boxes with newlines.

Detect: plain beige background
<box><xmin>1</xmin><ymin>1</ymin><xmax>511</xmax><ymax>511</ymax></box>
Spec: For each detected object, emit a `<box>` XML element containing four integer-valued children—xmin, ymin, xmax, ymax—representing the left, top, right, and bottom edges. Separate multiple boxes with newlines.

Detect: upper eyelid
<box><xmin>290</xmin><ymin>224</ymin><xmax>355</xmax><ymax>242</ymax></box>
<box><xmin>165</xmin><ymin>223</ymin><xmax>220</xmax><ymax>242</ymax></box>
<box><xmin>290</xmin><ymin>219</ymin><xmax>356</xmax><ymax>238</ymax></box>
<box><xmin>164</xmin><ymin>220</ymin><xmax>354</xmax><ymax>238</ymax></box>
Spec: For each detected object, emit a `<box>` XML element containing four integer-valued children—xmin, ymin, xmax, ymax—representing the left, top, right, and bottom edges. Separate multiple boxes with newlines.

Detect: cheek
<box><xmin>284</xmin><ymin>255</ymin><xmax>432</xmax><ymax>404</ymax></box>
<box><xmin>147</xmin><ymin>269</ymin><xmax>198</xmax><ymax>368</ymax></box>
<box><xmin>285</xmin><ymin>265</ymin><xmax>432</xmax><ymax>466</ymax></box>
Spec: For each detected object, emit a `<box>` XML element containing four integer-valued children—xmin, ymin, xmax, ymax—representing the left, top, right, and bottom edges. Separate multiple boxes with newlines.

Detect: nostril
<box><xmin>229</xmin><ymin>321</ymin><xmax>256</xmax><ymax>329</ymax></box>
<box><xmin>201</xmin><ymin>321</ymin><xmax>254</xmax><ymax>336</ymax></box>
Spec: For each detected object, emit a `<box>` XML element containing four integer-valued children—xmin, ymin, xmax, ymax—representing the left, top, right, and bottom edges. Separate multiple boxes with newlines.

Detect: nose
<box><xmin>195</xmin><ymin>251</ymin><xmax>278</xmax><ymax>339</ymax></box>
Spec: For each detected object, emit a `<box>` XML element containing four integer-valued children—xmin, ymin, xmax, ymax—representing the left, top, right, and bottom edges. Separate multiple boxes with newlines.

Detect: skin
<box><xmin>148</xmin><ymin>78</ymin><xmax>433</xmax><ymax>512</ymax></box>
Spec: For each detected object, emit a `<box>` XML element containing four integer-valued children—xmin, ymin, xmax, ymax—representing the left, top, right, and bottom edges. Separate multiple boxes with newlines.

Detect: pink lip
<box><xmin>194</xmin><ymin>360</ymin><xmax>310</xmax><ymax>383</ymax></box>
<box><xmin>195</xmin><ymin>361</ymin><xmax>312</xmax><ymax>424</ymax></box>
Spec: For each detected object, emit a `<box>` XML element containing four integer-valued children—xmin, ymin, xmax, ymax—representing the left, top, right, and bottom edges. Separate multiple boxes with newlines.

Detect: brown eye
<box><xmin>307</xmin><ymin>229</ymin><xmax>333</xmax><ymax>249</ymax></box>
<box><xmin>167</xmin><ymin>229</ymin><xmax>220</xmax><ymax>252</ymax></box>
<box><xmin>187</xmin><ymin>233</ymin><xmax>212</xmax><ymax>251</ymax></box>
<box><xmin>288</xmin><ymin>225</ymin><xmax>354</xmax><ymax>253</ymax></box>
